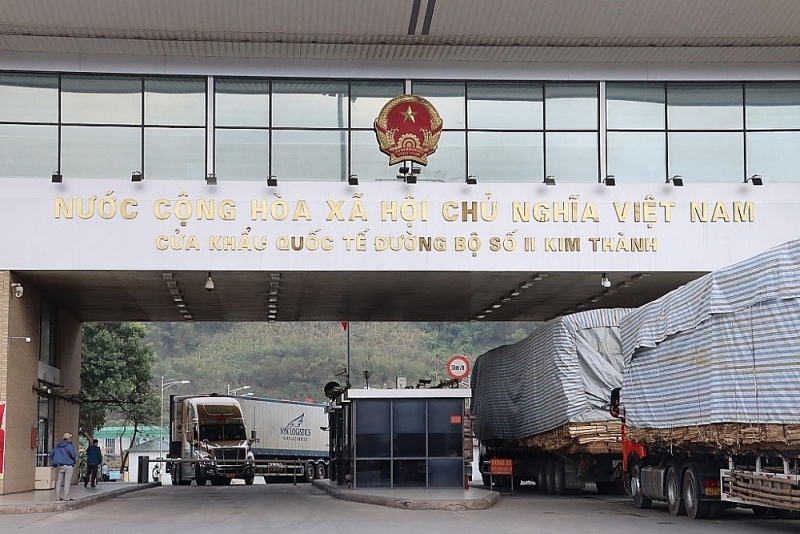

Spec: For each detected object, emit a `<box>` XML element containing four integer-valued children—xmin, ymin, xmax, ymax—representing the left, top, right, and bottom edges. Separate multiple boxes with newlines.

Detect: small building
<box><xmin>127</xmin><ymin>438</ymin><xmax>170</xmax><ymax>484</ymax></box>
<box><xmin>93</xmin><ymin>425</ymin><xmax>163</xmax><ymax>459</ymax></box>
<box><xmin>327</xmin><ymin>388</ymin><xmax>471</xmax><ymax>489</ymax></box>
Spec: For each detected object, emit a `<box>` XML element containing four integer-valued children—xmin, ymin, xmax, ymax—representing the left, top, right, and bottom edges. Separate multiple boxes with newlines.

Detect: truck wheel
<box><xmin>316</xmin><ymin>463</ymin><xmax>327</xmax><ymax>480</ymax></box>
<box><xmin>682</xmin><ymin>465</ymin><xmax>712</xmax><ymax>519</ymax></box>
<box><xmin>666</xmin><ymin>467</ymin><xmax>686</xmax><ymax>516</ymax></box>
<box><xmin>774</xmin><ymin>509</ymin><xmax>800</xmax><ymax>519</ymax></box>
<box><xmin>304</xmin><ymin>462</ymin><xmax>316</xmax><ymax>482</ymax></box>
<box><xmin>537</xmin><ymin>461</ymin><xmax>550</xmax><ymax>493</ymax></box>
<box><xmin>195</xmin><ymin>464</ymin><xmax>207</xmax><ymax>486</ymax></box>
<box><xmin>552</xmin><ymin>458</ymin><xmax>568</xmax><ymax>496</ymax></box>
<box><xmin>629</xmin><ymin>461</ymin><xmax>652</xmax><ymax>509</ymax></box>
<box><xmin>244</xmin><ymin>474</ymin><xmax>255</xmax><ymax>485</ymax></box>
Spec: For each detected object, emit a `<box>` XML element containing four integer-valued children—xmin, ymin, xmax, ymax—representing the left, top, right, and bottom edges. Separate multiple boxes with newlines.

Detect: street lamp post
<box><xmin>160</xmin><ymin>376</ymin><xmax>190</xmax><ymax>481</ymax></box>
<box><xmin>227</xmin><ymin>384</ymin><xmax>251</xmax><ymax>395</ymax></box>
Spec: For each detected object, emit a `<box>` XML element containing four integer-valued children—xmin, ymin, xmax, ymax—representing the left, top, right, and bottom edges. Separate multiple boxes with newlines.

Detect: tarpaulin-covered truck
<box><xmin>471</xmin><ymin>308</ymin><xmax>632</xmax><ymax>494</ymax></box>
<box><xmin>236</xmin><ymin>396</ymin><xmax>329</xmax><ymax>483</ymax></box>
<box><xmin>613</xmin><ymin>238</ymin><xmax>800</xmax><ymax>519</ymax></box>
<box><xmin>169</xmin><ymin>394</ymin><xmax>256</xmax><ymax>486</ymax></box>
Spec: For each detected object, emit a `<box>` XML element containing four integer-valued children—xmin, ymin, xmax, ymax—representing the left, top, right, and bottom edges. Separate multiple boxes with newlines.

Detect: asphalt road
<box><xmin>2</xmin><ymin>482</ymin><xmax>799</xmax><ymax>534</ymax></box>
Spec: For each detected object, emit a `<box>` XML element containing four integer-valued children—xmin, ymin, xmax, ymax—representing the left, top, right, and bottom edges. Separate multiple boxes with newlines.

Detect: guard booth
<box><xmin>327</xmin><ymin>387</ymin><xmax>471</xmax><ymax>489</ymax></box>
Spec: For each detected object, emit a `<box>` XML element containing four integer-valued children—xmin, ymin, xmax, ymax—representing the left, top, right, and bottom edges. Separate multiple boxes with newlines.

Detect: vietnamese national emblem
<box><xmin>374</xmin><ymin>94</ymin><xmax>443</xmax><ymax>166</ymax></box>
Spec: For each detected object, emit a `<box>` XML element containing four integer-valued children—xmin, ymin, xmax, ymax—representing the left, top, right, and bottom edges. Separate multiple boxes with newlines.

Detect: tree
<box><xmin>80</xmin><ymin>322</ymin><xmax>160</xmax><ymax>458</ymax></box>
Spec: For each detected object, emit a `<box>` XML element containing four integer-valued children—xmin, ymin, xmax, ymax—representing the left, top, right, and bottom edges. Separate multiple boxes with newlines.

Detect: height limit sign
<box><xmin>446</xmin><ymin>355</ymin><xmax>471</xmax><ymax>381</ymax></box>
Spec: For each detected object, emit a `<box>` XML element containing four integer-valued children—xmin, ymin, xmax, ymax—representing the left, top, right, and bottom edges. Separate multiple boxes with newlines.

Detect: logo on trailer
<box><xmin>280</xmin><ymin>413</ymin><xmax>311</xmax><ymax>441</ymax></box>
<box><xmin>374</xmin><ymin>94</ymin><xmax>443</xmax><ymax>166</ymax></box>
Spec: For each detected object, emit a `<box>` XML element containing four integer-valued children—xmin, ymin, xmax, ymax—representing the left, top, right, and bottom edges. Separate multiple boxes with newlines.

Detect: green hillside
<box><xmin>146</xmin><ymin>321</ymin><xmax>539</xmax><ymax>403</ymax></box>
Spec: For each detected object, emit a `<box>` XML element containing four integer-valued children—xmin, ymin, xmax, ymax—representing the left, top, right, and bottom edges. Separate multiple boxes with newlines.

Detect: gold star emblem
<box><xmin>400</xmin><ymin>105</ymin><xmax>417</xmax><ymax>123</ymax></box>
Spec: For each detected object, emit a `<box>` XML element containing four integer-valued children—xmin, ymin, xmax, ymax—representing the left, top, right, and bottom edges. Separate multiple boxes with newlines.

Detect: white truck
<box><xmin>236</xmin><ymin>395</ymin><xmax>329</xmax><ymax>483</ymax></box>
<box><xmin>168</xmin><ymin>394</ymin><xmax>256</xmax><ymax>486</ymax></box>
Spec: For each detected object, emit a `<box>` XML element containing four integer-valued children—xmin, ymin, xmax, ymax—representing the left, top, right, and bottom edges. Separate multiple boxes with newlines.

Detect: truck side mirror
<box><xmin>609</xmin><ymin>387</ymin><xmax>623</xmax><ymax>421</ymax></box>
<box><xmin>249</xmin><ymin>429</ymin><xmax>257</xmax><ymax>443</ymax></box>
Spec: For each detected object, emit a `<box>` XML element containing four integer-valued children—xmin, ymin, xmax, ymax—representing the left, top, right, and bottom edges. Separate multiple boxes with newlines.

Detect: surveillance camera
<box><xmin>11</xmin><ymin>284</ymin><xmax>23</xmax><ymax>298</ymax></box>
<box><xmin>602</xmin><ymin>279</ymin><xmax>612</xmax><ymax>289</ymax></box>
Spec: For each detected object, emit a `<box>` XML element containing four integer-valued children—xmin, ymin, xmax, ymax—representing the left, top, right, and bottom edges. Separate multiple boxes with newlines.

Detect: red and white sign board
<box><xmin>446</xmin><ymin>355</ymin><xmax>471</xmax><ymax>380</ymax></box>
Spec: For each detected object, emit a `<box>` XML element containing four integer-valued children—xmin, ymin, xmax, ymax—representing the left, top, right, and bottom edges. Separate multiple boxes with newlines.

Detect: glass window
<box><xmin>427</xmin><ymin>399</ymin><xmax>463</xmax><ymax>458</ymax></box>
<box><xmin>607</xmin><ymin>83</ymin><xmax>665</xmax><ymax>130</ymax></box>
<box><xmin>668</xmin><ymin>132</ymin><xmax>744</xmax><ymax>182</ymax></box>
<box><xmin>0</xmin><ymin>124</ymin><xmax>57</xmax><ymax>177</ymax></box>
<box><xmin>393</xmin><ymin>400</ymin><xmax>426</xmax><ymax>457</ymax></box>
<box><xmin>351</xmin><ymin>81</ymin><xmax>405</xmax><ymax>129</ymax></box>
<box><xmin>545</xmin><ymin>83</ymin><xmax>598</xmax><ymax>130</ymax></box>
<box><xmin>144</xmin><ymin>127</ymin><xmax>205</xmax><ymax>179</ymax></box>
<box><xmin>412</xmin><ymin>82</ymin><xmax>466</xmax><ymax>129</ymax></box>
<box><xmin>746</xmin><ymin>131</ymin><xmax>800</xmax><ymax>182</ymax></box>
<box><xmin>393</xmin><ymin>459</ymin><xmax>427</xmax><ymax>488</ymax></box>
<box><xmin>355</xmin><ymin>459</ymin><xmax>391</xmax><ymax>487</ymax></box>
<box><xmin>667</xmin><ymin>83</ymin><xmax>743</xmax><ymax>130</ymax></box>
<box><xmin>355</xmin><ymin>400</ymin><xmax>391</xmax><ymax>458</ymax></box>
<box><xmin>467</xmin><ymin>82</ymin><xmax>543</xmax><ymax>130</ymax></box>
<box><xmin>61</xmin><ymin>75</ymin><xmax>142</xmax><ymax>125</ymax></box>
<box><xmin>419</xmin><ymin>131</ymin><xmax>465</xmax><ymax>182</ymax></box>
<box><xmin>428</xmin><ymin>458</ymin><xmax>463</xmax><ymax>488</ymax></box>
<box><xmin>545</xmin><ymin>132</ymin><xmax>598</xmax><ymax>182</ymax></box>
<box><xmin>215</xmin><ymin>79</ymin><xmax>270</xmax><ymax>127</ymax></box>
<box><xmin>37</xmin><ymin>397</ymin><xmax>55</xmax><ymax>467</ymax></box>
<box><xmin>468</xmin><ymin>131</ymin><xmax>542</xmax><ymax>182</ymax></box>
<box><xmin>272</xmin><ymin>130</ymin><xmax>348</xmax><ymax>181</ymax></box>
<box><xmin>0</xmin><ymin>73</ymin><xmax>58</xmax><ymax>123</ymax></box>
<box><xmin>215</xmin><ymin>129</ymin><xmax>269</xmax><ymax>180</ymax></box>
<box><xmin>746</xmin><ymin>82</ymin><xmax>800</xmax><ymax>130</ymax></box>
<box><xmin>351</xmin><ymin>131</ymin><xmax>397</xmax><ymax>181</ymax></box>
<box><xmin>145</xmin><ymin>78</ymin><xmax>206</xmax><ymax>126</ymax></box>
<box><xmin>272</xmin><ymin>80</ymin><xmax>349</xmax><ymax>128</ymax></box>
<box><xmin>607</xmin><ymin>132</ymin><xmax>666</xmax><ymax>183</ymax></box>
<box><xmin>62</xmin><ymin>126</ymin><xmax>142</xmax><ymax>178</ymax></box>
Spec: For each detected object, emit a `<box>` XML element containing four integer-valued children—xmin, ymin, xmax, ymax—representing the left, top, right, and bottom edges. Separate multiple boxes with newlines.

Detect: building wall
<box><xmin>0</xmin><ymin>273</ymin><xmax>81</xmax><ymax>495</ymax></box>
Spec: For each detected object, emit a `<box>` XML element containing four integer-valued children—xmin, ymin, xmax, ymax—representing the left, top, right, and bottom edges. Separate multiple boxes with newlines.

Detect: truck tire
<box><xmin>629</xmin><ymin>461</ymin><xmax>652</xmax><ymax>509</ymax></box>
<box><xmin>666</xmin><ymin>467</ymin><xmax>686</xmax><ymax>516</ymax></box>
<box><xmin>682</xmin><ymin>465</ymin><xmax>712</xmax><ymax>519</ymax></box>
<box><xmin>552</xmin><ymin>458</ymin><xmax>568</xmax><ymax>496</ymax></box>
<box><xmin>304</xmin><ymin>462</ymin><xmax>316</xmax><ymax>483</ymax></box>
<box><xmin>545</xmin><ymin>457</ymin><xmax>557</xmax><ymax>494</ymax></box>
<box><xmin>195</xmin><ymin>464</ymin><xmax>207</xmax><ymax>486</ymax></box>
<box><xmin>244</xmin><ymin>474</ymin><xmax>255</xmax><ymax>485</ymax></box>
<box><xmin>316</xmin><ymin>463</ymin><xmax>327</xmax><ymax>480</ymax></box>
<box><xmin>536</xmin><ymin>462</ymin><xmax>550</xmax><ymax>494</ymax></box>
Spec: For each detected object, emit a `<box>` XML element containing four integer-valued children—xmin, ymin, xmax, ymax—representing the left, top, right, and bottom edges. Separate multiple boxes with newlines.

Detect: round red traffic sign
<box><xmin>446</xmin><ymin>355</ymin><xmax>471</xmax><ymax>380</ymax></box>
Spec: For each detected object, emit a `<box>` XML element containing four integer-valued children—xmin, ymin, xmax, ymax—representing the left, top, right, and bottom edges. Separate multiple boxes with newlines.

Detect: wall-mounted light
<box><xmin>206</xmin><ymin>173</ymin><xmax>217</xmax><ymax>185</ymax></box>
<box><xmin>348</xmin><ymin>174</ymin><xmax>359</xmax><ymax>186</ymax></box>
<box><xmin>667</xmin><ymin>175</ymin><xmax>684</xmax><ymax>186</ymax></box>
<box><xmin>9</xmin><ymin>336</ymin><xmax>31</xmax><ymax>343</ymax></box>
<box><xmin>745</xmin><ymin>174</ymin><xmax>763</xmax><ymax>186</ymax></box>
<box><xmin>51</xmin><ymin>172</ymin><xmax>62</xmax><ymax>183</ymax></box>
<box><xmin>603</xmin><ymin>175</ymin><xmax>616</xmax><ymax>186</ymax></box>
<box><xmin>601</xmin><ymin>273</ymin><xmax>611</xmax><ymax>288</ymax></box>
<box><xmin>544</xmin><ymin>175</ymin><xmax>556</xmax><ymax>186</ymax></box>
<box><xmin>131</xmin><ymin>171</ymin><xmax>143</xmax><ymax>182</ymax></box>
<box><xmin>204</xmin><ymin>272</ymin><xmax>215</xmax><ymax>291</ymax></box>
<box><xmin>10</xmin><ymin>282</ymin><xmax>23</xmax><ymax>298</ymax></box>
<box><xmin>466</xmin><ymin>175</ymin><xmax>477</xmax><ymax>185</ymax></box>
<box><xmin>267</xmin><ymin>175</ymin><xmax>278</xmax><ymax>187</ymax></box>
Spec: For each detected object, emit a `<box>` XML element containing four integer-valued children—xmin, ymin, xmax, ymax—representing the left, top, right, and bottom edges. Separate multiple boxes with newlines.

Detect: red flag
<box><xmin>341</xmin><ymin>321</ymin><xmax>348</xmax><ymax>331</ymax></box>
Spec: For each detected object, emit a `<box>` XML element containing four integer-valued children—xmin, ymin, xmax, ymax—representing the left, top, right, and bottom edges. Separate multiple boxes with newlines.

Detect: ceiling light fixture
<box><xmin>205</xmin><ymin>272</ymin><xmax>215</xmax><ymax>291</ymax></box>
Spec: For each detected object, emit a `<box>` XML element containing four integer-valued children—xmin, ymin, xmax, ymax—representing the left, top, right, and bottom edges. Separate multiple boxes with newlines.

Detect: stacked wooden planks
<box><xmin>518</xmin><ymin>420</ymin><xmax>622</xmax><ymax>454</ymax></box>
<box><xmin>628</xmin><ymin>423</ymin><xmax>800</xmax><ymax>451</ymax></box>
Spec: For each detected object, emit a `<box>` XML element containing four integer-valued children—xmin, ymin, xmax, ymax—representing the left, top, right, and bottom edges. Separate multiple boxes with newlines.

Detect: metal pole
<box><xmin>346</xmin><ymin>326</ymin><xmax>351</xmax><ymax>388</ymax></box>
<box><xmin>159</xmin><ymin>376</ymin><xmax>164</xmax><ymax>476</ymax></box>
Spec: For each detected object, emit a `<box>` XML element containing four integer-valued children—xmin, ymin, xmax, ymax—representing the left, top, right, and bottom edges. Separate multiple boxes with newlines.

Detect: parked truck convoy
<box><xmin>612</xmin><ymin>238</ymin><xmax>800</xmax><ymax>519</ymax></box>
<box><xmin>168</xmin><ymin>393</ymin><xmax>329</xmax><ymax>486</ymax></box>
<box><xmin>471</xmin><ymin>308</ymin><xmax>632</xmax><ymax>495</ymax></box>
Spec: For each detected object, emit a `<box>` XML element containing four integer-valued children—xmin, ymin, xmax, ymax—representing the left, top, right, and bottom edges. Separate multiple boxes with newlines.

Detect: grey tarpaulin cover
<box><xmin>620</xmin><ymin>238</ymin><xmax>800</xmax><ymax>429</ymax></box>
<box><xmin>470</xmin><ymin>308</ymin><xmax>633</xmax><ymax>441</ymax></box>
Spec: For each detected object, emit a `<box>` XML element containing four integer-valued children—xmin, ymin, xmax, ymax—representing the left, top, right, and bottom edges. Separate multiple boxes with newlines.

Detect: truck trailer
<box><xmin>613</xmin><ymin>239</ymin><xmax>800</xmax><ymax>519</ymax></box>
<box><xmin>236</xmin><ymin>396</ymin><xmax>329</xmax><ymax>483</ymax></box>
<box><xmin>168</xmin><ymin>394</ymin><xmax>256</xmax><ymax>486</ymax></box>
<box><xmin>471</xmin><ymin>308</ymin><xmax>632</xmax><ymax>495</ymax></box>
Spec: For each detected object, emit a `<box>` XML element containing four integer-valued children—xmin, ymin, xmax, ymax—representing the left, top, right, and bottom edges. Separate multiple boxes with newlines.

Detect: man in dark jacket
<box><xmin>50</xmin><ymin>432</ymin><xmax>77</xmax><ymax>501</ymax></box>
<box><xmin>85</xmin><ymin>439</ymin><xmax>103</xmax><ymax>487</ymax></box>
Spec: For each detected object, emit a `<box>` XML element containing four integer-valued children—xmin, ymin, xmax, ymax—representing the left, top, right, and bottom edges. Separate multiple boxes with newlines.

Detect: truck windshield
<box><xmin>199</xmin><ymin>424</ymin><xmax>247</xmax><ymax>441</ymax></box>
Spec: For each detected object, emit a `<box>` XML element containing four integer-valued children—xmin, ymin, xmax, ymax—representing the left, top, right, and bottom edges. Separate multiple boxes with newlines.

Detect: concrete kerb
<box><xmin>0</xmin><ymin>483</ymin><xmax>160</xmax><ymax>514</ymax></box>
<box><xmin>312</xmin><ymin>479</ymin><xmax>500</xmax><ymax>510</ymax></box>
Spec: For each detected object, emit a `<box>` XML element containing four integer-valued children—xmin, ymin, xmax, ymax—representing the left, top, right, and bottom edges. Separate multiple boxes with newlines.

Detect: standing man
<box><xmin>50</xmin><ymin>432</ymin><xmax>77</xmax><ymax>501</ymax></box>
<box><xmin>85</xmin><ymin>439</ymin><xmax>103</xmax><ymax>488</ymax></box>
